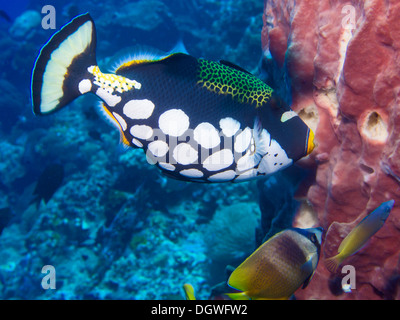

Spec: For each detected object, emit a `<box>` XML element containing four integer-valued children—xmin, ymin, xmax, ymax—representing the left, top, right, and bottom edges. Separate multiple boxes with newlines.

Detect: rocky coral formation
<box><xmin>4</xmin><ymin>0</ymin><xmax>400</xmax><ymax>301</ymax></box>
<box><xmin>9</xmin><ymin>10</ymin><xmax>41</xmax><ymax>39</ymax></box>
<box><xmin>203</xmin><ymin>202</ymin><xmax>260</xmax><ymax>280</ymax></box>
<box><xmin>262</xmin><ymin>0</ymin><xmax>400</xmax><ymax>299</ymax></box>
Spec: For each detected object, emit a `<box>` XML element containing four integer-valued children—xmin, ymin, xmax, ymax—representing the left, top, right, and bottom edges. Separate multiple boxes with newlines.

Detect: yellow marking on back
<box><xmin>88</xmin><ymin>65</ymin><xmax>141</xmax><ymax>94</ymax></box>
<box><xmin>115</xmin><ymin>53</ymin><xmax>182</xmax><ymax>73</ymax></box>
<box><xmin>116</xmin><ymin>59</ymin><xmax>157</xmax><ymax>71</ymax></box>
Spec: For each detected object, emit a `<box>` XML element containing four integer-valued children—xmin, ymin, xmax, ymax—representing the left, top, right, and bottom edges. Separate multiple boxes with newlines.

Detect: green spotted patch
<box><xmin>196</xmin><ymin>59</ymin><xmax>273</xmax><ymax>108</ymax></box>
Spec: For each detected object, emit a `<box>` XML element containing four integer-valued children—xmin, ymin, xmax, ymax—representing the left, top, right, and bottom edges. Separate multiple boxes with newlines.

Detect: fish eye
<box><xmin>309</xmin><ymin>234</ymin><xmax>317</xmax><ymax>243</ymax></box>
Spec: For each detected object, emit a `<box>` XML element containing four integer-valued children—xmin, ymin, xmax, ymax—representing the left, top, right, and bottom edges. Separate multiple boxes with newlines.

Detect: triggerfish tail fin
<box><xmin>183</xmin><ymin>283</ymin><xmax>196</xmax><ymax>300</ymax></box>
<box><xmin>31</xmin><ymin>13</ymin><xmax>97</xmax><ymax>115</ymax></box>
<box><xmin>324</xmin><ymin>254</ymin><xmax>343</xmax><ymax>274</ymax></box>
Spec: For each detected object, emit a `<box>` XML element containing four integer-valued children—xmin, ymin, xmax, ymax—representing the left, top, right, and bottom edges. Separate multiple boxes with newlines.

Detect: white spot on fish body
<box><xmin>193</xmin><ymin>122</ymin><xmax>220</xmax><ymax>149</ymax></box>
<box><xmin>173</xmin><ymin>143</ymin><xmax>198</xmax><ymax>165</ymax></box>
<box><xmin>159</xmin><ymin>162</ymin><xmax>175</xmax><ymax>171</ymax></box>
<box><xmin>219</xmin><ymin>117</ymin><xmax>240</xmax><ymax>137</ymax></box>
<box><xmin>234</xmin><ymin>127</ymin><xmax>252</xmax><ymax>153</ymax></box>
<box><xmin>208</xmin><ymin>170</ymin><xmax>236</xmax><ymax>182</ymax></box>
<box><xmin>132</xmin><ymin>138</ymin><xmax>143</xmax><ymax>148</ymax></box>
<box><xmin>123</xmin><ymin>99</ymin><xmax>155</xmax><ymax>119</ymax></box>
<box><xmin>148</xmin><ymin>140</ymin><xmax>169</xmax><ymax>157</ymax></box>
<box><xmin>78</xmin><ymin>79</ymin><xmax>92</xmax><ymax>94</ymax></box>
<box><xmin>180</xmin><ymin>168</ymin><xmax>204</xmax><ymax>178</ymax></box>
<box><xmin>257</xmin><ymin>138</ymin><xmax>292</xmax><ymax>174</ymax></box>
<box><xmin>235</xmin><ymin>169</ymin><xmax>257</xmax><ymax>181</ymax></box>
<box><xmin>130</xmin><ymin>125</ymin><xmax>153</xmax><ymax>140</ymax></box>
<box><xmin>281</xmin><ymin>111</ymin><xmax>298</xmax><ymax>123</ymax></box>
<box><xmin>236</xmin><ymin>150</ymin><xmax>257</xmax><ymax>172</ymax></box>
<box><xmin>202</xmin><ymin>149</ymin><xmax>233</xmax><ymax>171</ymax></box>
<box><xmin>159</xmin><ymin>109</ymin><xmax>190</xmax><ymax>137</ymax></box>
<box><xmin>96</xmin><ymin>88</ymin><xmax>121</xmax><ymax>107</ymax></box>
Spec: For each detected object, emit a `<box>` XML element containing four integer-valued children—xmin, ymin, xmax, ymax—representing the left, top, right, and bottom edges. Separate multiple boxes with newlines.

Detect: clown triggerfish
<box><xmin>31</xmin><ymin>13</ymin><xmax>315</xmax><ymax>183</ymax></box>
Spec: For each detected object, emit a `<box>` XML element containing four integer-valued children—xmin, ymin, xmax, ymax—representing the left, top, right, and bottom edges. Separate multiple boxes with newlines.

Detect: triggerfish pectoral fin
<box><xmin>31</xmin><ymin>13</ymin><xmax>97</xmax><ymax>115</ymax></box>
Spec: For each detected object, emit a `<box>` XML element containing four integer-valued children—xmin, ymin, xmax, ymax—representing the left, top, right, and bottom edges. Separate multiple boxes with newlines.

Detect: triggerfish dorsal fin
<box><xmin>112</xmin><ymin>39</ymin><xmax>188</xmax><ymax>74</ymax></box>
<box><xmin>31</xmin><ymin>13</ymin><xmax>97</xmax><ymax>115</ymax></box>
<box><xmin>219</xmin><ymin>60</ymin><xmax>252</xmax><ymax>75</ymax></box>
<box><xmin>111</xmin><ymin>45</ymin><xmax>168</xmax><ymax>74</ymax></box>
<box><xmin>115</xmin><ymin>52</ymin><xmax>190</xmax><ymax>75</ymax></box>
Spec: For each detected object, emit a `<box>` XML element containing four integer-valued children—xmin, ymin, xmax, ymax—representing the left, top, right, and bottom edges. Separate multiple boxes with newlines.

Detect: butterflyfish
<box><xmin>325</xmin><ymin>199</ymin><xmax>394</xmax><ymax>274</ymax></box>
<box><xmin>226</xmin><ymin>227</ymin><xmax>323</xmax><ymax>300</ymax></box>
<box><xmin>31</xmin><ymin>13</ymin><xmax>315</xmax><ymax>183</ymax></box>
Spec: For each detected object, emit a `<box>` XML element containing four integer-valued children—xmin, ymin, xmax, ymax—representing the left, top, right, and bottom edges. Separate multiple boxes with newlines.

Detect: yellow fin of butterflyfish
<box><xmin>228</xmin><ymin>230</ymin><xmax>286</xmax><ymax>293</ymax></box>
<box><xmin>228</xmin><ymin>231</ymin><xmax>284</xmax><ymax>292</ymax></box>
<box><xmin>226</xmin><ymin>291</ymin><xmax>289</xmax><ymax>300</ymax></box>
<box><xmin>225</xmin><ymin>292</ymin><xmax>251</xmax><ymax>300</ymax></box>
<box><xmin>227</xmin><ymin>264</ymin><xmax>253</xmax><ymax>293</ymax></box>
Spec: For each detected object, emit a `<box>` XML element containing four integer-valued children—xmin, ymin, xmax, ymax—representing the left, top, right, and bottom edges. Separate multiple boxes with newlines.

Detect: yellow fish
<box><xmin>183</xmin><ymin>283</ymin><xmax>196</xmax><ymax>300</ymax></box>
<box><xmin>325</xmin><ymin>199</ymin><xmax>394</xmax><ymax>273</ymax></box>
<box><xmin>225</xmin><ymin>227</ymin><xmax>323</xmax><ymax>300</ymax></box>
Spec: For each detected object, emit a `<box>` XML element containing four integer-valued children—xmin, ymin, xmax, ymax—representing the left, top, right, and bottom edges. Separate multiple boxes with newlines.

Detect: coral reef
<box><xmin>203</xmin><ymin>202</ymin><xmax>260</xmax><ymax>282</ymax></box>
<box><xmin>262</xmin><ymin>0</ymin><xmax>400</xmax><ymax>299</ymax></box>
<box><xmin>1</xmin><ymin>0</ymin><xmax>398</xmax><ymax>300</ymax></box>
<box><xmin>9</xmin><ymin>10</ymin><xmax>41</xmax><ymax>39</ymax></box>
